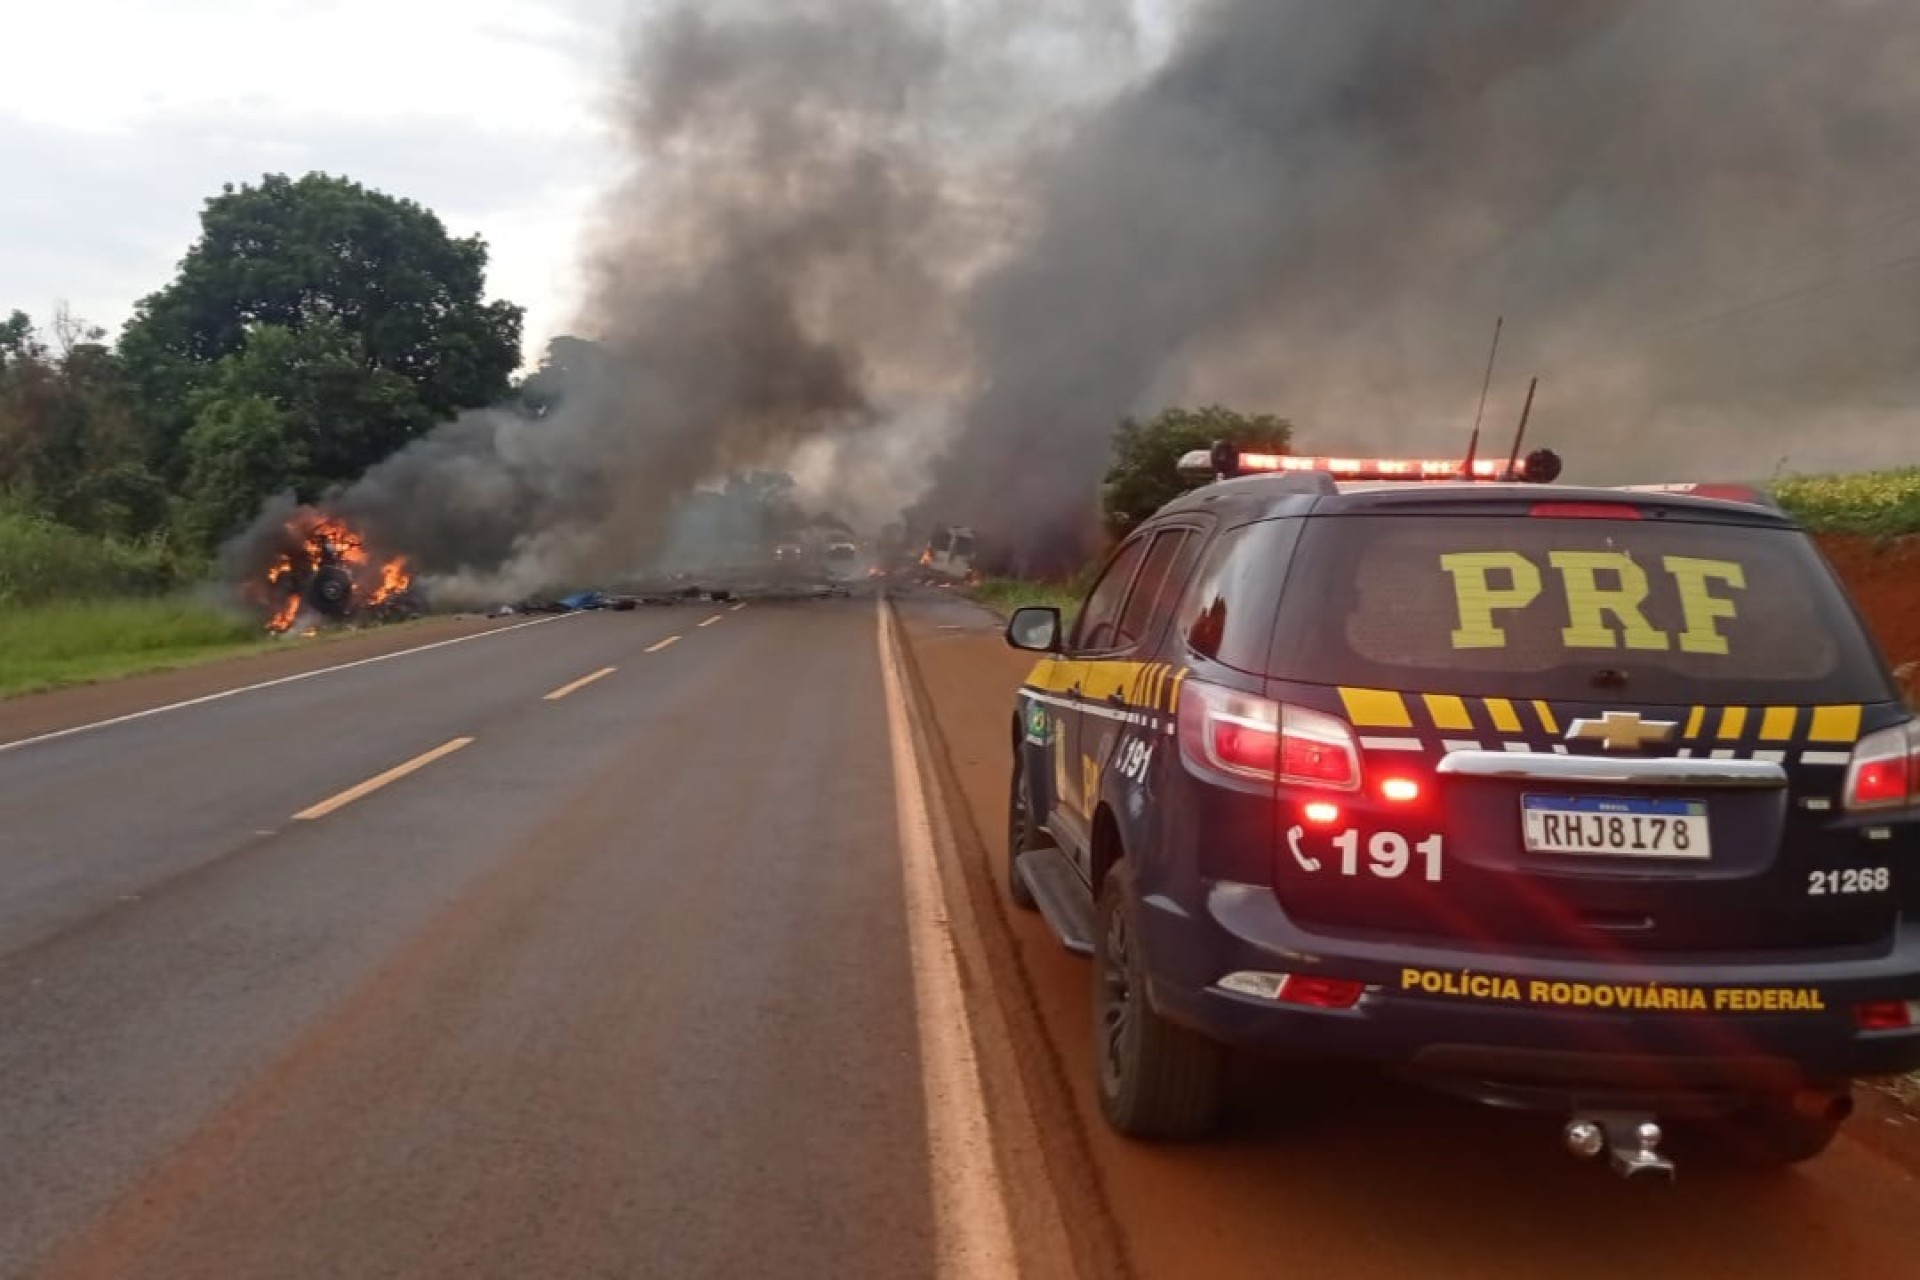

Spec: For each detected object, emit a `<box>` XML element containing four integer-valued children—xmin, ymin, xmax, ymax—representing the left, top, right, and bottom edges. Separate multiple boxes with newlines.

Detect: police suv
<box><xmin>1003</xmin><ymin>442</ymin><xmax>1920</xmax><ymax>1177</ymax></box>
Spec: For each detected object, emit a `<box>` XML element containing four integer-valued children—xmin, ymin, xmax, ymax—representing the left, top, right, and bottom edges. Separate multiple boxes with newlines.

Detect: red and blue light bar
<box><xmin>1177</xmin><ymin>442</ymin><xmax>1563</xmax><ymax>484</ymax></box>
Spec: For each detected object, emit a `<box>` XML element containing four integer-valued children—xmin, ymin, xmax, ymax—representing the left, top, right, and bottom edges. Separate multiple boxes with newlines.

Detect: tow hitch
<box><xmin>1565</xmin><ymin>1112</ymin><xmax>1675</xmax><ymax>1180</ymax></box>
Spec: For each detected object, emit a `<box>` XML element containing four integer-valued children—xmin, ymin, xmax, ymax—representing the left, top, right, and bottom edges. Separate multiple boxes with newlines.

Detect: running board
<box><xmin>1016</xmin><ymin>847</ymin><xmax>1096</xmax><ymax>955</ymax></box>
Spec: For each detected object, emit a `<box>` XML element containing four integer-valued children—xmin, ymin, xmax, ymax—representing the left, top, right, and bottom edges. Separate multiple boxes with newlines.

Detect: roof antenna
<box><xmin>1462</xmin><ymin>315</ymin><xmax>1503</xmax><ymax>474</ymax></box>
<box><xmin>1503</xmin><ymin>376</ymin><xmax>1539</xmax><ymax>480</ymax></box>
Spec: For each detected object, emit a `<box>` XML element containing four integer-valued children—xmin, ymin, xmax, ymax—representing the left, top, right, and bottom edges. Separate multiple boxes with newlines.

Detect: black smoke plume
<box><xmin>930</xmin><ymin>0</ymin><xmax>1920</xmax><ymax>570</ymax></box>
<box><xmin>231</xmin><ymin>0</ymin><xmax>1920</xmax><ymax>595</ymax></box>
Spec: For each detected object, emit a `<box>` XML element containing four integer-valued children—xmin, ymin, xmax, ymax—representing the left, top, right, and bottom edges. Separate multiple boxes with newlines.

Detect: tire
<box><xmin>1006</xmin><ymin>755</ymin><xmax>1043</xmax><ymax>910</ymax></box>
<box><xmin>1094</xmin><ymin>860</ymin><xmax>1225</xmax><ymax>1138</ymax></box>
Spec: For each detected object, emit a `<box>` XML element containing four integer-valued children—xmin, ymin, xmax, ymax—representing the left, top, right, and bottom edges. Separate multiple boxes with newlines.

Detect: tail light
<box><xmin>1177</xmin><ymin>681</ymin><xmax>1361</xmax><ymax>791</ymax></box>
<box><xmin>1843</xmin><ymin>720</ymin><xmax>1920</xmax><ymax>811</ymax></box>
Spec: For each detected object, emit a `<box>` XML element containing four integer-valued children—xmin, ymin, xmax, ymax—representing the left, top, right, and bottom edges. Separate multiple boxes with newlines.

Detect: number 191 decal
<box><xmin>1289</xmin><ymin>826</ymin><xmax>1444</xmax><ymax>882</ymax></box>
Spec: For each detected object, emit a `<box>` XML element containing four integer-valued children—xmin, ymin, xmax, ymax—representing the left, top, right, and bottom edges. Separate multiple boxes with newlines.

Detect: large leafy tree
<box><xmin>1101</xmin><ymin>405</ymin><xmax>1293</xmax><ymax>537</ymax></box>
<box><xmin>121</xmin><ymin>172</ymin><xmax>524</xmax><ymax>489</ymax></box>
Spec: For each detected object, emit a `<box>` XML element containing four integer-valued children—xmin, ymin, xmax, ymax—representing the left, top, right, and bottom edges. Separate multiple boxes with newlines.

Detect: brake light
<box><xmin>1167</xmin><ymin>679</ymin><xmax>1367</xmax><ymax>790</ymax></box>
<box><xmin>1302</xmin><ymin>801</ymin><xmax>1342</xmax><ymax>826</ymax></box>
<box><xmin>1380</xmin><ymin>776</ymin><xmax>1421</xmax><ymax>803</ymax></box>
<box><xmin>1530</xmin><ymin>502</ymin><xmax>1642</xmax><ymax>520</ymax></box>
<box><xmin>1177</xmin><ymin>683</ymin><xmax>1361</xmax><ymax>791</ymax></box>
<box><xmin>1843</xmin><ymin>720</ymin><xmax>1920</xmax><ymax>811</ymax></box>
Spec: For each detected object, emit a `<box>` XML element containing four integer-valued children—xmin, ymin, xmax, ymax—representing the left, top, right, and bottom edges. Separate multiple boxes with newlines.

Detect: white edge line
<box><xmin>876</xmin><ymin>597</ymin><xmax>1017</xmax><ymax>1279</ymax></box>
<box><xmin>0</xmin><ymin>614</ymin><xmax>577</xmax><ymax>756</ymax></box>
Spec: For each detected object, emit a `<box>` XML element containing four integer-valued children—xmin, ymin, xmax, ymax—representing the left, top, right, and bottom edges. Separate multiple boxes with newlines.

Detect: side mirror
<box><xmin>1005</xmin><ymin>606</ymin><xmax>1062</xmax><ymax>653</ymax></box>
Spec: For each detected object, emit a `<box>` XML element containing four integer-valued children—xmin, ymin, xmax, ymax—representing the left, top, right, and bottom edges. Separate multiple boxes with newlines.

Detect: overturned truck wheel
<box><xmin>308</xmin><ymin>564</ymin><xmax>354</xmax><ymax>618</ymax></box>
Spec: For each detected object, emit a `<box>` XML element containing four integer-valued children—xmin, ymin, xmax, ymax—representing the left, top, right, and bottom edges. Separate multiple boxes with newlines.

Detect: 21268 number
<box><xmin>1808</xmin><ymin>867</ymin><xmax>1890</xmax><ymax>896</ymax></box>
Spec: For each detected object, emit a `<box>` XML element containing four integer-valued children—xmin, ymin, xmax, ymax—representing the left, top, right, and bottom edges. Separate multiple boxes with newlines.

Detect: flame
<box><xmin>255</xmin><ymin>509</ymin><xmax>413</xmax><ymax>633</ymax></box>
<box><xmin>268</xmin><ymin>595</ymin><xmax>301</xmax><ymax>633</ymax></box>
<box><xmin>368</xmin><ymin>556</ymin><xmax>412</xmax><ymax>606</ymax></box>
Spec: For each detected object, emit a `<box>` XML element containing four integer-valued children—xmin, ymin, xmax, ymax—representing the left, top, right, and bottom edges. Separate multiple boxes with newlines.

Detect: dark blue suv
<box><xmin>1003</xmin><ymin>448</ymin><xmax>1920</xmax><ymax>1177</ymax></box>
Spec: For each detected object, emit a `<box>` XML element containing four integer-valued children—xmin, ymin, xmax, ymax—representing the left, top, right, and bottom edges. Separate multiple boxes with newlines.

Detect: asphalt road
<box><xmin>0</xmin><ymin>596</ymin><xmax>1022</xmax><ymax>1280</ymax></box>
<box><xmin>13</xmin><ymin>584</ymin><xmax>1918</xmax><ymax>1280</ymax></box>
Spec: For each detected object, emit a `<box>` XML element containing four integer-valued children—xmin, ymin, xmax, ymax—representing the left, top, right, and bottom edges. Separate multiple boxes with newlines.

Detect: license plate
<box><xmin>1521</xmin><ymin>794</ymin><xmax>1711</xmax><ymax>859</ymax></box>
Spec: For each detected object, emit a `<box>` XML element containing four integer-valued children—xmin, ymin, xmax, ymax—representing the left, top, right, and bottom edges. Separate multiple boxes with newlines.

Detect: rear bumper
<box><xmin>1141</xmin><ymin>880</ymin><xmax>1920</xmax><ymax>1097</ymax></box>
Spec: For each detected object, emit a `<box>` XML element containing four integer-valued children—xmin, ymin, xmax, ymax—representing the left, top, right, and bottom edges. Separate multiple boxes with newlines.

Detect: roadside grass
<box><xmin>0</xmin><ymin>597</ymin><xmax>274</xmax><ymax>698</ymax></box>
<box><xmin>969</xmin><ymin>577</ymin><xmax>1082</xmax><ymax>617</ymax></box>
<box><xmin>1771</xmin><ymin>468</ymin><xmax>1920</xmax><ymax>537</ymax></box>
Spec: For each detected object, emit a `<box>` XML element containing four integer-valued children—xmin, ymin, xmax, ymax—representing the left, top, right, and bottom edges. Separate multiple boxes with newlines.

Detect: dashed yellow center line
<box><xmin>646</xmin><ymin>635</ymin><xmax>681</xmax><ymax>653</ymax></box>
<box><xmin>293</xmin><ymin>737</ymin><xmax>474</xmax><ymax>821</ymax></box>
<box><xmin>698</xmin><ymin>614</ymin><xmax>724</xmax><ymax>628</ymax></box>
<box><xmin>543</xmin><ymin>665</ymin><xmax>617</xmax><ymax>702</ymax></box>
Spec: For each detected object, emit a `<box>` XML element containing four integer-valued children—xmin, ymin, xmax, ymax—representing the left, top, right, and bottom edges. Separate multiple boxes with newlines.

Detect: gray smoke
<box><xmin>228</xmin><ymin>0</ymin><xmax>1152</xmax><ymax>603</ymax></box>
<box><xmin>929</xmin><ymin>0</ymin><xmax>1920</xmax><ymax>571</ymax></box>
<box><xmin>235</xmin><ymin>0</ymin><xmax>1920</xmax><ymax>597</ymax></box>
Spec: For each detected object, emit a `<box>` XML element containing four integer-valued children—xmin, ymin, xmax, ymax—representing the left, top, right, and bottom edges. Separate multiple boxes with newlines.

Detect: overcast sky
<box><xmin>1</xmin><ymin>0</ymin><xmax>636</xmax><ymax>369</ymax></box>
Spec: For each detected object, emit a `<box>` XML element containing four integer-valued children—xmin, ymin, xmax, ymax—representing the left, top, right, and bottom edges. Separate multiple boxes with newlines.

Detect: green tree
<box><xmin>120</xmin><ymin>171</ymin><xmax>524</xmax><ymax>479</ymax></box>
<box><xmin>193</xmin><ymin>320</ymin><xmax>432</xmax><ymax>496</ymax></box>
<box><xmin>178</xmin><ymin>394</ymin><xmax>308</xmax><ymax>547</ymax></box>
<box><xmin>1100</xmin><ymin>405</ymin><xmax>1293</xmax><ymax>537</ymax></box>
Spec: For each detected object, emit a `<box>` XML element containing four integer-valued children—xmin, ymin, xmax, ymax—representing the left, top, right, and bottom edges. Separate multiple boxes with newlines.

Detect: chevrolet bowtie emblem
<box><xmin>1566</xmin><ymin>711</ymin><xmax>1677</xmax><ymax>752</ymax></box>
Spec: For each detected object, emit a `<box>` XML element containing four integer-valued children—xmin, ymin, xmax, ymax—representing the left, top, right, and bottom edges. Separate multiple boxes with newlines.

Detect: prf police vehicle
<box><xmin>1003</xmin><ymin>441</ymin><xmax>1920</xmax><ymax>1179</ymax></box>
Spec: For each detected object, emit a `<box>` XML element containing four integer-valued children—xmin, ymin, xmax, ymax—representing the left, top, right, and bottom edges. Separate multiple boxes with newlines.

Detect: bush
<box><xmin>1771</xmin><ymin>469</ymin><xmax>1920</xmax><ymax>537</ymax></box>
<box><xmin>0</xmin><ymin>505</ymin><xmax>201</xmax><ymax>606</ymax></box>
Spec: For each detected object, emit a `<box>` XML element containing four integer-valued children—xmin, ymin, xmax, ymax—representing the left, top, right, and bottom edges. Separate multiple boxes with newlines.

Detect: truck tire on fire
<box><xmin>310</xmin><ymin>563</ymin><xmax>354</xmax><ymax>618</ymax></box>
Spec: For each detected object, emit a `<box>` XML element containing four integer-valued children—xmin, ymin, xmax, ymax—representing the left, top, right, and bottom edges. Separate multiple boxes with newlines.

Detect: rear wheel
<box><xmin>1006</xmin><ymin>755</ymin><xmax>1043</xmax><ymax>910</ymax></box>
<box><xmin>1094</xmin><ymin>860</ymin><xmax>1225</xmax><ymax>1138</ymax></box>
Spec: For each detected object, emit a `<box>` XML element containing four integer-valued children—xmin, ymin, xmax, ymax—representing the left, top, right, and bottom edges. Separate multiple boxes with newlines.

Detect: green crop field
<box><xmin>1771</xmin><ymin>468</ymin><xmax>1920</xmax><ymax>537</ymax></box>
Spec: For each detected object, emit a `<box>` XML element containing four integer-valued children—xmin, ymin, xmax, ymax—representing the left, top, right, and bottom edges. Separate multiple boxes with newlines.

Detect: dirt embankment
<box><xmin>1820</xmin><ymin>534</ymin><xmax>1920</xmax><ymax>687</ymax></box>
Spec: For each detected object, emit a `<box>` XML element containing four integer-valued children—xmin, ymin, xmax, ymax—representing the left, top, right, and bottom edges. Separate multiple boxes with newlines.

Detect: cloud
<box><xmin>0</xmin><ymin>0</ymin><xmax>621</xmax><ymax>362</ymax></box>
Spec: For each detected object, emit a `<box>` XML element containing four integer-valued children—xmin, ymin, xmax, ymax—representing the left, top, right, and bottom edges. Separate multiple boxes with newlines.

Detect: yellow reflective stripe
<box><xmin>1808</xmin><ymin>705</ymin><xmax>1863</xmax><ymax>743</ymax></box>
<box><xmin>1683</xmin><ymin>705</ymin><xmax>1705</xmax><ymax>739</ymax></box>
<box><xmin>1150</xmin><ymin>663</ymin><xmax>1168</xmax><ymax>710</ymax></box>
<box><xmin>1341</xmin><ymin>688</ymin><xmax>1413</xmax><ymax>728</ymax></box>
<box><xmin>1718</xmin><ymin>706</ymin><xmax>1749</xmax><ymax>740</ymax></box>
<box><xmin>1484</xmin><ymin>698</ymin><xmax>1522</xmax><ymax>734</ymax></box>
<box><xmin>1532</xmin><ymin>700</ymin><xmax>1560</xmax><ymax>734</ymax></box>
<box><xmin>1025</xmin><ymin>659</ymin><xmax>1073</xmax><ymax>694</ymax></box>
<box><xmin>1422</xmin><ymin>694</ymin><xmax>1475</xmax><ymax>732</ymax></box>
<box><xmin>1167</xmin><ymin>667</ymin><xmax>1189</xmax><ymax>713</ymax></box>
<box><xmin>1759</xmin><ymin>706</ymin><xmax>1798</xmax><ymax>742</ymax></box>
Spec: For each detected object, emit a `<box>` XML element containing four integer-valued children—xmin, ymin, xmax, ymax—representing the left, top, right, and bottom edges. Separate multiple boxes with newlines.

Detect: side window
<box><xmin>1176</xmin><ymin>519</ymin><xmax>1303</xmax><ymax>674</ymax></box>
<box><xmin>1113</xmin><ymin>530</ymin><xmax>1201</xmax><ymax>651</ymax></box>
<box><xmin>1069</xmin><ymin>536</ymin><xmax>1150</xmax><ymax>653</ymax></box>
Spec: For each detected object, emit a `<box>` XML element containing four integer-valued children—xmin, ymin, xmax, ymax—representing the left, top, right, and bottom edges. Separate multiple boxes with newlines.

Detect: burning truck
<box><xmin>249</xmin><ymin>509</ymin><xmax>424</xmax><ymax>634</ymax></box>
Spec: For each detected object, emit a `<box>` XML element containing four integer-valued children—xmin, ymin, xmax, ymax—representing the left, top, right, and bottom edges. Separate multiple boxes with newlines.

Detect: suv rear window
<box><xmin>1271</xmin><ymin>512</ymin><xmax>1893</xmax><ymax>705</ymax></box>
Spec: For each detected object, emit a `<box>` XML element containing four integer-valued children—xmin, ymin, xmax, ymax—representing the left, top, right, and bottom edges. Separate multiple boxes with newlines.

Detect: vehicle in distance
<box><xmin>1002</xmin><ymin>443</ymin><xmax>1920</xmax><ymax>1179</ymax></box>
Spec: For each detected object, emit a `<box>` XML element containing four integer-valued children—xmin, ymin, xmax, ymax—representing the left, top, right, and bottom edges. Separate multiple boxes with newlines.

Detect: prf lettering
<box><xmin>1439</xmin><ymin>551</ymin><xmax>1746</xmax><ymax>654</ymax></box>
